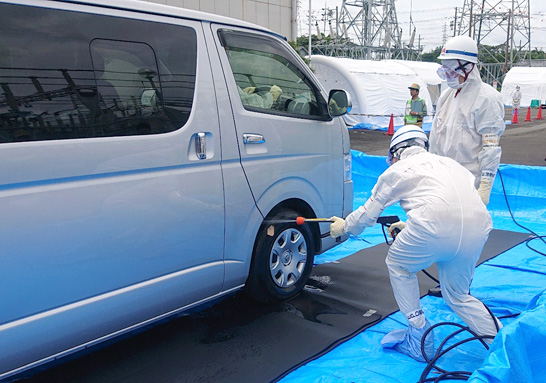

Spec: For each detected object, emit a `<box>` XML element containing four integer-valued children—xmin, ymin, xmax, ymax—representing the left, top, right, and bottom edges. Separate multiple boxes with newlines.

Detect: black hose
<box><xmin>418</xmin><ymin>322</ymin><xmax>495</xmax><ymax>383</ymax></box>
<box><xmin>417</xmin><ymin>168</ymin><xmax>546</xmax><ymax>381</ymax></box>
<box><xmin>497</xmin><ymin>168</ymin><xmax>546</xmax><ymax>249</ymax></box>
<box><xmin>421</xmin><ymin>269</ymin><xmax>440</xmax><ymax>284</ymax></box>
<box><xmin>525</xmin><ymin>235</ymin><xmax>546</xmax><ymax>256</ymax></box>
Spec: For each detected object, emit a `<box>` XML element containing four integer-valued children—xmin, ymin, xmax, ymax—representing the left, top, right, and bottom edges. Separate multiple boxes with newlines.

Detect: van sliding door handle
<box><xmin>195</xmin><ymin>132</ymin><xmax>206</xmax><ymax>159</ymax></box>
<box><xmin>243</xmin><ymin>133</ymin><xmax>265</xmax><ymax>144</ymax></box>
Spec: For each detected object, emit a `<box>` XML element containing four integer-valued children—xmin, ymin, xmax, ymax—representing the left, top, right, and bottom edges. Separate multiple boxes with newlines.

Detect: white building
<box><xmin>143</xmin><ymin>0</ymin><xmax>297</xmax><ymax>41</ymax></box>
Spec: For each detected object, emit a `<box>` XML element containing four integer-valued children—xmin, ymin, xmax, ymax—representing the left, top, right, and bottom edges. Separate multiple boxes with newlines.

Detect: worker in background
<box><xmin>329</xmin><ymin>125</ymin><xmax>502</xmax><ymax>362</ymax></box>
<box><xmin>512</xmin><ymin>85</ymin><xmax>522</xmax><ymax>114</ymax></box>
<box><xmin>238</xmin><ymin>85</ymin><xmax>282</xmax><ymax>109</ymax></box>
<box><xmin>431</xmin><ymin>35</ymin><xmax>505</xmax><ymax>206</ymax></box>
<box><xmin>404</xmin><ymin>83</ymin><xmax>427</xmax><ymax>127</ymax></box>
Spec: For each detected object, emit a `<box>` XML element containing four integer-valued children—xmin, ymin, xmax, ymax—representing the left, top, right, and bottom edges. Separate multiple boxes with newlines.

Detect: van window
<box><xmin>0</xmin><ymin>4</ymin><xmax>197</xmax><ymax>143</ymax></box>
<box><xmin>219</xmin><ymin>30</ymin><xmax>328</xmax><ymax>119</ymax></box>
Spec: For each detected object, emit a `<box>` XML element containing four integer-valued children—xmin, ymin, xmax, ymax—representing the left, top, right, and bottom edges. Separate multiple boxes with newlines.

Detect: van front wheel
<box><xmin>246</xmin><ymin>210</ymin><xmax>315</xmax><ymax>303</ymax></box>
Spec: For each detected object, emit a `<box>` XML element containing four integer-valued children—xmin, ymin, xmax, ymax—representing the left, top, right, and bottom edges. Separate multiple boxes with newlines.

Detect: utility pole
<box><xmin>504</xmin><ymin>10</ymin><xmax>511</xmax><ymax>74</ymax></box>
<box><xmin>453</xmin><ymin>7</ymin><xmax>457</xmax><ymax>37</ymax></box>
<box><xmin>469</xmin><ymin>2</ymin><xmax>473</xmax><ymax>37</ymax></box>
<box><xmin>308</xmin><ymin>0</ymin><xmax>312</xmax><ymax>57</ymax></box>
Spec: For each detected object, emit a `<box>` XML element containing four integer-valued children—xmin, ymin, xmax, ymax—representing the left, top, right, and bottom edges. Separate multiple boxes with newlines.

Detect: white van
<box><xmin>0</xmin><ymin>0</ymin><xmax>353</xmax><ymax>379</ymax></box>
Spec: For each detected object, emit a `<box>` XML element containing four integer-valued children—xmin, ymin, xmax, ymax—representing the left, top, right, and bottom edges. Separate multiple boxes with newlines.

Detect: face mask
<box><xmin>446</xmin><ymin>77</ymin><xmax>461</xmax><ymax>89</ymax></box>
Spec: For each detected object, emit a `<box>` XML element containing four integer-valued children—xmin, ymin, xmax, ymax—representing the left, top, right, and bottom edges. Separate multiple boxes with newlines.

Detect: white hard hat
<box><xmin>438</xmin><ymin>35</ymin><xmax>478</xmax><ymax>63</ymax></box>
<box><xmin>390</xmin><ymin>125</ymin><xmax>428</xmax><ymax>150</ymax></box>
<box><xmin>387</xmin><ymin>125</ymin><xmax>429</xmax><ymax>165</ymax></box>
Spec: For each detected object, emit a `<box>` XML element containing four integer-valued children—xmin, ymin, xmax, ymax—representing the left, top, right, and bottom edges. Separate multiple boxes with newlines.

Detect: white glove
<box><xmin>478</xmin><ymin>177</ymin><xmax>493</xmax><ymax>205</ymax></box>
<box><xmin>329</xmin><ymin>216</ymin><xmax>346</xmax><ymax>238</ymax></box>
<box><xmin>243</xmin><ymin>86</ymin><xmax>256</xmax><ymax>94</ymax></box>
<box><xmin>269</xmin><ymin>85</ymin><xmax>282</xmax><ymax>101</ymax></box>
<box><xmin>387</xmin><ymin>221</ymin><xmax>406</xmax><ymax>237</ymax></box>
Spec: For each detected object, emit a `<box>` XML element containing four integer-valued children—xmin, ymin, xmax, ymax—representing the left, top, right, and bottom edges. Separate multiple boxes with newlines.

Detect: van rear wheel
<box><xmin>245</xmin><ymin>209</ymin><xmax>315</xmax><ymax>303</ymax></box>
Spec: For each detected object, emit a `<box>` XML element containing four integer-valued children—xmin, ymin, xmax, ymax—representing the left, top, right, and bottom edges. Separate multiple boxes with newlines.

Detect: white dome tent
<box><xmin>309</xmin><ymin>55</ymin><xmax>434</xmax><ymax>130</ymax></box>
<box><xmin>501</xmin><ymin>67</ymin><xmax>546</xmax><ymax>108</ymax></box>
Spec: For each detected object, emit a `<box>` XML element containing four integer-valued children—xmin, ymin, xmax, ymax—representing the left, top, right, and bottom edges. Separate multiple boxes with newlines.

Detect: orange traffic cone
<box><xmin>536</xmin><ymin>106</ymin><xmax>543</xmax><ymax>120</ymax></box>
<box><xmin>385</xmin><ymin>114</ymin><xmax>394</xmax><ymax>136</ymax></box>
<box><xmin>525</xmin><ymin>106</ymin><xmax>532</xmax><ymax>122</ymax></box>
<box><xmin>512</xmin><ymin>108</ymin><xmax>518</xmax><ymax>124</ymax></box>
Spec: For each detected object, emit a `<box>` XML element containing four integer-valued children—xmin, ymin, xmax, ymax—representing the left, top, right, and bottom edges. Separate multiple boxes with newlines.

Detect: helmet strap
<box><xmin>454</xmin><ymin>61</ymin><xmax>474</xmax><ymax>98</ymax></box>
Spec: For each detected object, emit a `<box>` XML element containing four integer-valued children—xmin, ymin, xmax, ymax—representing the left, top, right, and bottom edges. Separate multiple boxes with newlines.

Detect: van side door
<box><xmin>211</xmin><ymin>27</ymin><xmax>345</xmax><ymax>222</ymax></box>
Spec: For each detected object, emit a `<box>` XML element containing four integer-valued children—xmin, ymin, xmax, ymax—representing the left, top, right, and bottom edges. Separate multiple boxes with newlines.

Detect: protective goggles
<box><xmin>386</xmin><ymin>139</ymin><xmax>429</xmax><ymax>166</ymax></box>
<box><xmin>386</xmin><ymin>143</ymin><xmax>409</xmax><ymax>166</ymax></box>
<box><xmin>436</xmin><ymin>65</ymin><xmax>462</xmax><ymax>81</ymax></box>
<box><xmin>386</xmin><ymin>151</ymin><xmax>394</xmax><ymax>166</ymax></box>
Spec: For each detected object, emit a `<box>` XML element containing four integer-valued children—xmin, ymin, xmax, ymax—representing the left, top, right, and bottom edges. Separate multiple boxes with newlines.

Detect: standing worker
<box><xmin>404</xmin><ymin>83</ymin><xmax>427</xmax><ymax>127</ymax></box>
<box><xmin>430</xmin><ymin>35</ymin><xmax>505</xmax><ymax>206</ymax></box>
<box><xmin>512</xmin><ymin>85</ymin><xmax>522</xmax><ymax>114</ymax></box>
<box><xmin>329</xmin><ymin>125</ymin><xmax>502</xmax><ymax>362</ymax></box>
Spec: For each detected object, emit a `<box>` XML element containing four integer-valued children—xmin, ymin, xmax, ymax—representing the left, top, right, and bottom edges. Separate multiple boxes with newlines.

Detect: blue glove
<box><xmin>381</xmin><ymin>320</ymin><xmax>434</xmax><ymax>362</ymax></box>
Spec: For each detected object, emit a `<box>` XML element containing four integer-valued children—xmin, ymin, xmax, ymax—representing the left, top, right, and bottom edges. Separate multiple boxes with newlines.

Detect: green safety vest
<box><xmin>405</xmin><ymin>98</ymin><xmax>425</xmax><ymax>124</ymax></box>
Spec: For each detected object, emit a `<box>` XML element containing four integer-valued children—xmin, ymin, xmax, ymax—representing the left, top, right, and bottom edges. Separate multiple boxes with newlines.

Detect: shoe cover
<box><xmin>380</xmin><ymin>320</ymin><xmax>434</xmax><ymax>362</ymax></box>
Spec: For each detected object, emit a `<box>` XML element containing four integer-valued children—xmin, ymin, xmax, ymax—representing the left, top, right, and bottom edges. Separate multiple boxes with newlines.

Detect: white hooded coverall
<box><xmin>512</xmin><ymin>88</ymin><xmax>522</xmax><ymax>110</ymax></box>
<box><xmin>429</xmin><ymin>66</ymin><xmax>505</xmax><ymax>189</ymax></box>
<box><xmin>344</xmin><ymin>146</ymin><xmax>501</xmax><ymax>337</ymax></box>
<box><xmin>237</xmin><ymin>86</ymin><xmax>274</xmax><ymax>109</ymax></box>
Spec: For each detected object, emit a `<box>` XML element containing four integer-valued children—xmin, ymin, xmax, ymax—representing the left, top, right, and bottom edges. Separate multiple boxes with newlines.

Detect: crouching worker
<box><xmin>329</xmin><ymin>125</ymin><xmax>502</xmax><ymax>362</ymax></box>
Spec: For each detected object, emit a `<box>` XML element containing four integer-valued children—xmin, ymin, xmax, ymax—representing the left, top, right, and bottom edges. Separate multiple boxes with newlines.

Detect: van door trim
<box><xmin>0</xmin><ymin>282</ymin><xmax>243</xmax><ymax>380</ymax></box>
<box><xmin>0</xmin><ymin>260</ymin><xmax>243</xmax><ymax>331</ymax></box>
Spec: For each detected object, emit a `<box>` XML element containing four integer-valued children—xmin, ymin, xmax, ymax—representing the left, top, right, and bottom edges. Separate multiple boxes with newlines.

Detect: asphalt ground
<box><xmin>349</xmin><ymin>107</ymin><xmax>546</xmax><ymax>167</ymax></box>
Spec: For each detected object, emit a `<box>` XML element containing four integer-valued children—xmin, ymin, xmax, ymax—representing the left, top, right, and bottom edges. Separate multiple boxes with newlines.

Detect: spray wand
<box><xmin>295</xmin><ymin>217</ymin><xmax>333</xmax><ymax>225</ymax></box>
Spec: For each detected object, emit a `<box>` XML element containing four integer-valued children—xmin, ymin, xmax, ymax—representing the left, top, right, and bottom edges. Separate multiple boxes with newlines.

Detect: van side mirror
<box><xmin>328</xmin><ymin>89</ymin><xmax>352</xmax><ymax>117</ymax></box>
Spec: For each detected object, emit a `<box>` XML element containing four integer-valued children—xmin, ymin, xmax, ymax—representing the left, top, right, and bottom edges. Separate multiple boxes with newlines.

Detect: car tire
<box><xmin>245</xmin><ymin>209</ymin><xmax>315</xmax><ymax>303</ymax></box>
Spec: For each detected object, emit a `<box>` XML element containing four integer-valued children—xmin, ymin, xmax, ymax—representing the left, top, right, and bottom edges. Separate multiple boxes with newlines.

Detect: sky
<box><xmin>298</xmin><ymin>0</ymin><xmax>546</xmax><ymax>53</ymax></box>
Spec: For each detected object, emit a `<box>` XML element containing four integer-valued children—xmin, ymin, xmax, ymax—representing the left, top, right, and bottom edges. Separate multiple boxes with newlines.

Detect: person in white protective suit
<box><xmin>512</xmin><ymin>85</ymin><xmax>522</xmax><ymax>113</ymax></box>
<box><xmin>329</xmin><ymin>125</ymin><xmax>502</xmax><ymax>362</ymax></box>
<box><xmin>430</xmin><ymin>35</ymin><xmax>505</xmax><ymax>206</ymax></box>
<box><xmin>237</xmin><ymin>85</ymin><xmax>282</xmax><ymax>109</ymax></box>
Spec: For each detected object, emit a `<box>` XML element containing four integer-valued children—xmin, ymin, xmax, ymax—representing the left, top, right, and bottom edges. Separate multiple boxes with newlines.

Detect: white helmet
<box><xmin>387</xmin><ymin>125</ymin><xmax>429</xmax><ymax>165</ymax></box>
<box><xmin>438</xmin><ymin>35</ymin><xmax>478</xmax><ymax>63</ymax></box>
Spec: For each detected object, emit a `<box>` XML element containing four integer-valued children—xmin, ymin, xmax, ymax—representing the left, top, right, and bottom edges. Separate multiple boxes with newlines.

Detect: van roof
<box><xmin>52</xmin><ymin>0</ymin><xmax>285</xmax><ymax>40</ymax></box>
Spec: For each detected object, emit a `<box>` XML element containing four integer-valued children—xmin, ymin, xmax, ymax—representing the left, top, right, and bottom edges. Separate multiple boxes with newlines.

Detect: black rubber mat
<box><xmin>15</xmin><ymin>229</ymin><xmax>529</xmax><ymax>383</ymax></box>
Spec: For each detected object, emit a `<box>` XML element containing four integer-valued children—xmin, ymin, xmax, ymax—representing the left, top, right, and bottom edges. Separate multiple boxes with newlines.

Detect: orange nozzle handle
<box><xmin>296</xmin><ymin>217</ymin><xmax>306</xmax><ymax>225</ymax></box>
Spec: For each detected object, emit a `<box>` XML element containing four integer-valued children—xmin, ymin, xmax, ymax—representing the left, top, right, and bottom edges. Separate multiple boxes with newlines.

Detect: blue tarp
<box><xmin>284</xmin><ymin>151</ymin><xmax>546</xmax><ymax>383</ymax></box>
<box><xmin>351</xmin><ymin>122</ymin><xmax>432</xmax><ymax>133</ymax></box>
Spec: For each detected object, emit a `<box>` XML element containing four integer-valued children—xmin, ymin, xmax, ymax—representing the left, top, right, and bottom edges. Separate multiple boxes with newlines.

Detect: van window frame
<box><xmin>218</xmin><ymin>29</ymin><xmax>331</xmax><ymax>121</ymax></box>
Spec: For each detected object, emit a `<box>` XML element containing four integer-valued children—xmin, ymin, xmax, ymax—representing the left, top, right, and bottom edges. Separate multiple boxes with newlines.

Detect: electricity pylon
<box><xmin>455</xmin><ymin>0</ymin><xmax>531</xmax><ymax>84</ymax></box>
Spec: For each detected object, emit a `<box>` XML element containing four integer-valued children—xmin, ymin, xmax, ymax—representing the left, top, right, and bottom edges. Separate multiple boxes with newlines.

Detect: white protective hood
<box><xmin>310</xmin><ymin>56</ymin><xmax>434</xmax><ymax>129</ymax></box>
<box><xmin>501</xmin><ymin>67</ymin><xmax>546</xmax><ymax>107</ymax></box>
